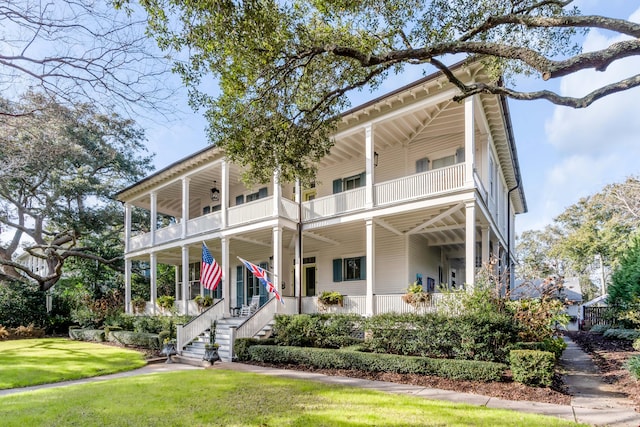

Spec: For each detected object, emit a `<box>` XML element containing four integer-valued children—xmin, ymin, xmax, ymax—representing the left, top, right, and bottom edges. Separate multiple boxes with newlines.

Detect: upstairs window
<box><xmin>332</xmin><ymin>172</ymin><xmax>365</xmax><ymax>194</ymax></box>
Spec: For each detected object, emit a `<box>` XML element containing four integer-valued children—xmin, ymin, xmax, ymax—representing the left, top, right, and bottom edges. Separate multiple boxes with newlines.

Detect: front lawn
<box><xmin>0</xmin><ymin>338</ymin><xmax>146</xmax><ymax>389</ymax></box>
<box><xmin>0</xmin><ymin>369</ymin><xmax>583</xmax><ymax>426</ymax></box>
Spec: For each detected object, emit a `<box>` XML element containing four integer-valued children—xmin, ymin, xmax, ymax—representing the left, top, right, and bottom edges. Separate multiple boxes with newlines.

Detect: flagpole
<box><xmin>236</xmin><ymin>256</ymin><xmax>279</xmax><ymax>278</ymax></box>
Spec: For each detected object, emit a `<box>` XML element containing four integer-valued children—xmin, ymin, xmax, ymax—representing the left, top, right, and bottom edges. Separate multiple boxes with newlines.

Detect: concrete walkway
<box><xmin>560</xmin><ymin>336</ymin><xmax>639</xmax><ymax>426</ymax></box>
<box><xmin>1</xmin><ymin>343</ymin><xmax>638</xmax><ymax>426</ymax></box>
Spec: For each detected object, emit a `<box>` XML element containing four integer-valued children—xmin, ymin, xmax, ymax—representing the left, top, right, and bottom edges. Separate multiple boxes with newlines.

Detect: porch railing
<box><xmin>375</xmin><ymin>163</ymin><xmax>465</xmax><ymax>206</ymax></box>
<box><xmin>281</xmin><ymin>198</ymin><xmax>300</xmax><ymax>222</ymax></box>
<box><xmin>188</xmin><ymin>211</ymin><xmax>222</xmax><ymax>235</ymax></box>
<box><xmin>375</xmin><ymin>293</ymin><xmax>454</xmax><ymax>314</ymax></box>
<box><xmin>154</xmin><ymin>223</ymin><xmax>182</xmax><ymax>245</ymax></box>
<box><xmin>302</xmin><ymin>187</ymin><xmax>366</xmax><ymax>221</ymax></box>
<box><xmin>176</xmin><ymin>299</ymin><xmax>225</xmax><ymax>352</ymax></box>
<box><xmin>227</xmin><ymin>197</ymin><xmax>274</xmax><ymax>227</ymax></box>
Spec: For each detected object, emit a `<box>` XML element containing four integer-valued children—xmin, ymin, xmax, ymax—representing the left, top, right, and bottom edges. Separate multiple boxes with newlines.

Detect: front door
<box><xmin>303</xmin><ymin>265</ymin><xmax>316</xmax><ymax>297</ymax></box>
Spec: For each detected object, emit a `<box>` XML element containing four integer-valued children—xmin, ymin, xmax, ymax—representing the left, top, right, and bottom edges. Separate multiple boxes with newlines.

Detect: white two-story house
<box><xmin>116</xmin><ymin>60</ymin><xmax>527</xmax><ymax>358</ymax></box>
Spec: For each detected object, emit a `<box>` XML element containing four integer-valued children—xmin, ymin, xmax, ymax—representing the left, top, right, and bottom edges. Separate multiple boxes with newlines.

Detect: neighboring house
<box><xmin>116</xmin><ymin>60</ymin><xmax>527</xmax><ymax>358</ymax></box>
<box><xmin>512</xmin><ymin>277</ymin><xmax>583</xmax><ymax>331</ymax></box>
<box><xmin>15</xmin><ymin>250</ymin><xmax>53</xmax><ymax>312</ymax></box>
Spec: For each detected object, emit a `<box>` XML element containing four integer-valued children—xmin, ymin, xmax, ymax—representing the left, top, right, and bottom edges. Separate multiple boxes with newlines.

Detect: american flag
<box><xmin>201</xmin><ymin>243</ymin><xmax>222</xmax><ymax>291</ymax></box>
<box><xmin>238</xmin><ymin>257</ymin><xmax>284</xmax><ymax>305</ymax></box>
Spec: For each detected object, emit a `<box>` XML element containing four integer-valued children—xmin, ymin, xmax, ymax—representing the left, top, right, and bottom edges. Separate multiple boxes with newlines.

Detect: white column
<box><xmin>273</xmin><ymin>225</ymin><xmax>283</xmax><ymax>313</ymax></box>
<box><xmin>124</xmin><ymin>259</ymin><xmax>132</xmax><ymax>314</ymax></box>
<box><xmin>124</xmin><ymin>203</ymin><xmax>132</xmax><ymax>253</ymax></box>
<box><xmin>294</xmin><ymin>179</ymin><xmax>302</xmax><ymax>314</ymax></box>
<box><xmin>464</xmin><ymin>96</ymin><xmax>475</xmax><ymax>186</ymax></box>
<box><xmin>465</xmin><ymin>201</ymin><xmax>476</xmax><ymax>289</ymax></box>
<box><xmin>481</xmin><ymin>226</ymin><xmax>490</xmax><ymax>267</ymax></box>
<box><xmin>222</xmin><ymin>237</ymin><xmax>230</xmax><ymax>316</ymax></box>
<box><xmin>365</xmin><ymin>218</ymin><xmax>375</xmax><ymax>315</ymax></box>
<box><xmin>150</xmin><ymin>191</ymin><xmax>157</xmax><ymax>246</ymax></box>
<box><xmin>150</xmin><ymin>252</ymin><xmax>157</xmax><ymax>315</ymax></box>
<box><xmin>273</xmin><ymin>169</ymin><xmax>281</xmax><ymax>217</ymax></box>
<box><xmin>181</xmin><ymin>245</ymin><xmax>190</xmax><ymax>315</ymax></box>
<box><xmin>174</xmin><ymin>266</ymin><xmax>180</xmax><ymax>302</ymax></box>
<box><xmin>221</xmin><ymin>159</ymin><xmax>229</xmax><ymax>229</ymax></box>
<box><xmin>365</xmin><ymin>125</ymin><xmax>375</xmax><ymax>208</ymax></box>
<box><xmin>181</xmin><ymin>177</ymin><xmax>190</xmax><ymax>239</ymax></box>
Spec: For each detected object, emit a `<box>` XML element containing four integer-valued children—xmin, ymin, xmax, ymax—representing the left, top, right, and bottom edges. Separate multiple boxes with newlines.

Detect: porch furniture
<box><xmin>239</xmin><ymin>295</ymin><xmax>260</xmax><ymax>317</ymax></box>
<box><xmin>230</xmin><ymin>306</ymin><xmax>241</xmax><ymax>317</ymax></box>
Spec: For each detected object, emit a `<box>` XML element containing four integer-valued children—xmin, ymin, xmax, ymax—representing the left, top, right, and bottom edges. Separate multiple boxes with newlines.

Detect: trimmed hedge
<box><xmin>108</xmin><ymin>331</ymin><xmax>160</xmax><ymax>349</ymax></box>
<box><xmin>361</xmin><ymin>312</ymin><xmax>519</xmax><ymax>363</ymax></box>
<box><xmin>633</xmin><ymin>338</ymin><xmax>640</xmax><ymax>352</ymax></box>
<box><xmin>602</xmin><ymin>328</ymin><xmax>640</xmax><ymax>341</ymax></box>
<box><xmin>234</xmin><ymin>338</ymin><xmax>276</xmax><ymax>361</ymax></box>
<box><xmin>512</xmin><ymin>337</ymin><xmax>566</xmax><ymax>360</ymax></box>
<box><xmin>509</xmin><ymin>350</ymin><xmax>555</xmax><ymax>387</ymax></box>
<box><xmin>273</xmin><ymin>314</ymin><xmax>363</xmax><ymax>349</ymax></box>
<box><xmin>247</xmin><ymin>345</ymin><xmax>506</xmax><ymax>382</ymax></box>
<box><xmin>69</xmin><ymin>328</ymin><xmax>105</xmax><ymax>342</ymax></box>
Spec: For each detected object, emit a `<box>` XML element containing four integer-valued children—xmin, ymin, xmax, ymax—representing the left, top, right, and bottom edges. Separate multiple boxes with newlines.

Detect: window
<box><xmin>202</xmin><ymin>206</ymin><xmax>210</xmax><ymax>215</ymax></box>
<box><xmin>212</xmin><ymin>204</ymin><xmax>221</xmax><ymax>212</ymax></box>
<box><xmin>489</xmin><ymin>154</ymin><xmax>496</xmax><ymax>199</ymax></box>
<box><xmin>332</xmin><ymin>172</ymin><xmax>365</xmax><ymax>194</ymax></box>
<box><xmin>332</xmin><ymin>256</ymin><xmax>366</xmax><ymax>281</ymax></box>
<box><xmin>416</xmin><ymin>157</ymin><xmax>429</xmax><ymax>173</ymax></box>
<box><xmin>246</xmin><ymin>187</ymin><xmax>268</xmax><ymax>202</ymax></box>
<box><xmin>432</xmin><ymin>155</ymin><xmax>455</xmax><ymax>170</ymax></box>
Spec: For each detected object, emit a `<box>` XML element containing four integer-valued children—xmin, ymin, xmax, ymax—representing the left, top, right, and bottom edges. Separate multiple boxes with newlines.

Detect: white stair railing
<box><xmin>176</xmin><ymin>299</ymin><xmax>225</xmax><ymax>353</ymax></box>
<box><xmin>235</xmin><ymin>297</ymin><xmax>277</xmax><ymax>339</ymax></box>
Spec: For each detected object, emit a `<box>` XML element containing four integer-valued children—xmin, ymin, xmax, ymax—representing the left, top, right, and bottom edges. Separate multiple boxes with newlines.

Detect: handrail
<box><xmin>235</xmin><ymin>297</ymin><xmax>277</xmax><ymax>339</ymax></box>
<box><xmin>176</xmin><ymin>299</ymin><xmax>225</xmax><ymax>352</ymax></box>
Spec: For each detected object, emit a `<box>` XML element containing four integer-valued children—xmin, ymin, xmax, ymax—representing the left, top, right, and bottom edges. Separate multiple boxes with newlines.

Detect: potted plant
<box><xmin>195</xmin><ymin>295</ymin><xmax>213</xmax><ymax>312</ymax></box>
<box><xmin>317</xmin><ymin>291</ymin><xmax>344</xmax><ymax>311</ymax></box>
<box><xmin>160</xmin><ymin>337</ymin><xmax>177</xmax><ymax>363</ymax></box>
<box><xmin>132</xmin><ymin>296</ymin><xmax>147</xmax><ymax>314</ymax></box>
<box><xmin>402</xmin><ymin>282</ymin><xmax>431</xmax><ymax>308</ymax></box>
<box><xmin>203</xmin><ymin>320</ymin><xmax>220</xmax><ymax>363</ymax></box>
<box><xmin>157</xmin><ymin>295</ymin><xmax>175</xmax><ymax>314</ymax></box>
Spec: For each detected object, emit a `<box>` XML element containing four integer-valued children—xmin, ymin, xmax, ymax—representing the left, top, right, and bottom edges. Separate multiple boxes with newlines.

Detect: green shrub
<box><xmin>274</xmin><ymin>314</ymin><xmax>362</xmax><ymax>349</ymax></box>
<box><xmin>233</xmin><ymin>338</ymin><xmax>274</xmax><ymax>361</ymax></box>
<box><xmin>247</xmin><ymin>345</ymin><xmax>506</xmax><ymax>382</ymax></box>
<box><xmin>361</xmin><ymin>312</ymin><xmax>519</xmax><ymax>363</ymax></box>
<box><xmin>602</xmin><ymin>328</ymin><xmax>640</xmax><ymax>341</ymax></box>
<box><xmin>633</xmin><ymin>338</ymin><xmax>640</xmax><ymax>352</ymax></box>
<box><xmin>0</xmin><ymin>280</ymin><xmax>47</xmax><ymax>328</ymax></box>
<box><xmin>511</xmin><ymin>337</ymin><xmax>566</xmax><ymax>360</ymax></box>
<box><xmin>69</xmin><ymin>328</ymin><xmax>105</xmax><ymax>342</ymax></box>
<box><xmin>109</xmin><ymin>330</ymin><xmax>160</xmax><ymax>349</ymax></box>
<box><xmin>133</xmin><ymin>316</ymin><xmax>166</xmax><ymax>334</ymax></box>
<box><xmin>626</xmin><ymin>355</ymin><xmax>640</xmax><ymax>380</ymax></box>
<box><xmin>509</xmin><ymin>350</ymin><xmax>555</xmax><ymax>387</ymax></box>
<box><xmin>589</xmin><ymin>324</ymin><xmax>610</xmax><ymax>334</ymax></box>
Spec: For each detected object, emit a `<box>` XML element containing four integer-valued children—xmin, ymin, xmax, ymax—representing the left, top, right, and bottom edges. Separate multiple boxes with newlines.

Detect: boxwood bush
<box><xmin>361</xmin><ymin>312</ymin><xmax>520</xmax><ymax>363</ymax></box>
<box><xmin>69</xmin><ymin>328</ymin><xmax>105</xmax><ymax>342</ymax></box>
<box><xmin>509</xmin><ymin>350</ymin><xmax>555</xmax><ymax>387</ymax></box>
<box><xmin>109</xmin><ymin>330</ymin><xmax>160</xmax><ymax>349</ymax></box>
<box><xmin>234</xmin><ymin>338</ymin><xmax>276</xmax><ymax>361</ymax></box>
<box><xmin>273</xmin><ymin>314</ymin><xmax>363</xmax><ymax>348</ymax></box>
<box><xmin>247</xmin><ymin>345</ymin><xmax>506</xmax><ymax>382</ymax></box>
<box><xmin>627</xmin><ymin>355</ymin><xmax>640</xmax><ymax>380</ymax></box>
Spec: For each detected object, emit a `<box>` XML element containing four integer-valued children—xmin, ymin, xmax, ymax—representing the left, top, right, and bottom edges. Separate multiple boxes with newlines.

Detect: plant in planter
<box><xmin>318</xmin><ymin>291</ymin><xmax>344</xmax><ymax>310</ymax></box>
<box><xmin>157</xmin><ymin>295</ymin><xmax>175</xmax><ymax>313</ymax></box>
<box><xmin>402</xmin><ymin>282</ymin><xmax>431</xmax><ymax>307</ymax></box>
<box><xmin>160</xmin><ymin>337</ymin><xmax>177</xmax><ymax>363</ymax></box>
<box><xmin>194</xmin><ymin>295</ymin><xmax>213</xmax><ymax>313</ymax></box>
<box><xmin>203</xmin><ymin>320</ymin><xmax>220</xmax><ymax>363</ymax></box>
<box><xmin>132</xmin><ymin>297</ymin><xmax>147</xmax><ymax>314</ymax></box>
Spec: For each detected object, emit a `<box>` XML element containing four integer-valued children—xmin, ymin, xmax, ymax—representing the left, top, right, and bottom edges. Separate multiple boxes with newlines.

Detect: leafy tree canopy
<box><xmin>0</xmin><ymin>93</ymin><xmax>153</xmax><ymax>291</ymax></box>
<box><xmin>124</xmin><ymin>0</ymin><xmax>640</xmax><ymax>183</ymax></box>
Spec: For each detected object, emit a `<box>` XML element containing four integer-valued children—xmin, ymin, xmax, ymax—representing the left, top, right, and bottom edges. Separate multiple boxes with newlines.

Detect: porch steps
<box><xmin>179</xmin><ymin>318</ymin><xmax>276</xmax><ymax>363</ymax></box>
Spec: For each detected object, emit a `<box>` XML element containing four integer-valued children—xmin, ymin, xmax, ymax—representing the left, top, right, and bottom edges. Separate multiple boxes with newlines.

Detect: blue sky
<box><xmin>144</xmin><ymin>1</ymin><xmax>640</xmax><ymax>236</ymax></box>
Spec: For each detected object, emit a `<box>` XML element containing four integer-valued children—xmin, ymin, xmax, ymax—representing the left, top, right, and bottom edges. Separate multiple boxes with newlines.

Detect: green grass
<box><xmin>0</xmin><ymin>370</ymin><xmax>584</xmax><ymax>426</ymax></box>
<box><xmin>0</xmin><ymin>338</ymin><xmax>146</xmax><ymax>389</ymax></box>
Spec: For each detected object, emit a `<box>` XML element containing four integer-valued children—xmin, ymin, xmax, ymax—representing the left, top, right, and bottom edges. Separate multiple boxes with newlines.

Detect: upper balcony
<box><xmin>128</xmin><ymin>163</ymin><xmax>468</xmax><ymax>252</ymax></box>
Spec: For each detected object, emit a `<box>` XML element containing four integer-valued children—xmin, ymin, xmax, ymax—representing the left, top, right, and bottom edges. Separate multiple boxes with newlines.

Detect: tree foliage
<box><xmin>0</xmin><ymin>0</ymin><xmax>173</xmax><ymax>117</ymax></box>
<box><xmin>127</xmin><ymin>0</ymin><xmax>640</xmax><ymax>183</ymax></box>
<box><xmin>0</xmin><ymin>93</ymin><xmax>153</xmax><ymax>291</ymax></box>
<box><xmin>609</xmin><ymin>235</ymin><xmax>640</xmax><ymax>307</ymax></box>
<box><xmin>517</xmin><ymin>177</ymin><xmax>640</xmax><ymax>300</ymax></box>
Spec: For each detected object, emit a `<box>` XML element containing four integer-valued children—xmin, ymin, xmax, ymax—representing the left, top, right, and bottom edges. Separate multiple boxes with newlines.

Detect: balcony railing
<box><xmin>375</xmin><ymin>163</ymin><xmax>465</xmax><ymax>206</ymax></box>
<box><xmin>127</xmin><ymin>163</ymin><xmax>468</xmax><ymax>253</ymax></box>
<box><xmin>302</xmin><ymin>187</ymin><xmax>366</xmax><ymax>221</ymax></box>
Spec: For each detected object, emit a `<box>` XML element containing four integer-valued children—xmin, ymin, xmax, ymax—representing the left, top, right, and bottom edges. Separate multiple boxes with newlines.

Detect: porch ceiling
<box><xmin>130</xmin><ymin>164</ymin><xmax>247</xmax><ymax>218</ymax></box>
<box><xmin>323</xmin><ymin>98</ymin><xmax>467</xmax><ymax>168</ymax></box>
<box><xmin>300</xmin><ymin>203</ymin><xmax>485</xmax><ymax>255</ymax></box>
